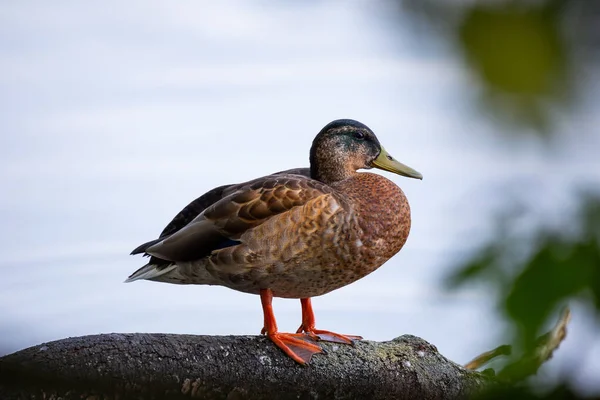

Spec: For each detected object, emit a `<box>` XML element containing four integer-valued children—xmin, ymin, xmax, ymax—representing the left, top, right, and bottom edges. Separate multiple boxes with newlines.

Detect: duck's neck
<box><xmin>310</xmin><ymin>150</ymin><xmax>357</xmax><ymax>184</ymax></box>
<box><xmin>311</xmin><ymin>163</ymin><xmax>357</xmax><ymax>184</ymax></box>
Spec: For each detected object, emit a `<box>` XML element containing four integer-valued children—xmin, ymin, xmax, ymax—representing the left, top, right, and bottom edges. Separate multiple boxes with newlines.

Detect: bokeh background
<box><xmin>1</xmin><ymin>0</ymin><xmax>599</xmax><ymax>395</ymax></box>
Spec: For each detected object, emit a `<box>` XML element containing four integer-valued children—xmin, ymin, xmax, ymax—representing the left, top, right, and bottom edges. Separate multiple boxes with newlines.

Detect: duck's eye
<box><xmin>353</xmin><ymin>131</ymin><xmax>366</xmax><ymax>140</ymax></box>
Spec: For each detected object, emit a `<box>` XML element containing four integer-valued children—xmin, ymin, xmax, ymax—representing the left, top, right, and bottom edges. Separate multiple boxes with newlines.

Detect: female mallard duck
<box><xmin>127</xmin><ymin>119</ymin><xmax>422</xmax><ymax>365</ymax></box>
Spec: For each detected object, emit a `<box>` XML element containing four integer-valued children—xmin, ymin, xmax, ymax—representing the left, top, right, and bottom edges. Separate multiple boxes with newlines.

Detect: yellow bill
<box><xmin>371</xmin><ymin>146</ymin><xmax>423</xmax><ymax>180</ymax></box>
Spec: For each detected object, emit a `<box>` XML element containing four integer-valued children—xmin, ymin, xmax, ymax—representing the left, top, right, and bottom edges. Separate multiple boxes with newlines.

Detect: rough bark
<box><xmin>0</xmin><ymin>333</ymin><xmax>494</xmax><ymax>400</ymax></box>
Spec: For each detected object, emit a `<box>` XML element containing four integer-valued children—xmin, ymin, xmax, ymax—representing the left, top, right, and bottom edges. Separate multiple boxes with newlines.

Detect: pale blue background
<box><xmin>1</xmin><ymin>1</ymin><xmax>599</xmax><ymax>393</ymax></box>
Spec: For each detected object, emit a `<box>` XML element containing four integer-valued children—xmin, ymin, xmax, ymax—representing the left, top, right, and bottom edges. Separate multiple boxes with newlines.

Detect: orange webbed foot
<box><xmin>260</xmin><ymin>289</ymin><xmax>324</xmax><ymax>365</ymax></box>
<box><xmin>297</xmin><ymin>298</ymin><xmax>363</xmax><ymax>345</ymax></box>
<box><xmin>296</xmin><ymin>326</ymin><xmax>363</xmax><ymax>345</ymax></box>
<box><xmin>266</xmin><ymin>332</ymin><xmax>323</xmax><ymax>365</ymax></box>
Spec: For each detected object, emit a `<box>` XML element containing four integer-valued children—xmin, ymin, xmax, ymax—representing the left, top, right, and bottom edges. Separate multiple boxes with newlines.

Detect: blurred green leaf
<box><xmin>399</xmin><ymin>0</ymin><xmax>600</xmax><ymax>132</ymax></box>
<box><xmin>446</xmin><ymin>245</ymin><xmax>499</xmax><ymax>288</ymax></box>
<box><xmin>458</xmin><ymin>2</ymin><xmax>569</xmax><ymax>130</ymax></box>
<box><xmin>459</xmin><ymin>3</ymin><xmax>566</xmax><ymax>97</ymax></box>
<box><xmin>505</xmin><ymin>235</ymin><xmax>596</xmax><ymax>348</ymax></box>
<box><xmin>449</xmin><ymin>194</ymin><xmax>600</xmax><ymax>363</ymax></box>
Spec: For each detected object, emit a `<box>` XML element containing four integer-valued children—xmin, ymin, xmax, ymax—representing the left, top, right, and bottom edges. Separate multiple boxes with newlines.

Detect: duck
<box><xmin>127</xmin><ymin>119</ymin><xmax>422</xmax><ymax>365</ymax></box>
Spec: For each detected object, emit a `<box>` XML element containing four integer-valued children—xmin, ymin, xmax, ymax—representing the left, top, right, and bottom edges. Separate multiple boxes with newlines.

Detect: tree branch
<box><xmin>0</xmin><ymin>333</ymin><xmax>493</xmax><ymax>400</ymax></box>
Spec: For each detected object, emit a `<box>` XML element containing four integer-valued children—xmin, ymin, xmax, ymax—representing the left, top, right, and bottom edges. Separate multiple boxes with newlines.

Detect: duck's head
<box><xmin>309</xmin><ymin>119</ymin><xmax>423</xmax><ymax>184</ymax></box>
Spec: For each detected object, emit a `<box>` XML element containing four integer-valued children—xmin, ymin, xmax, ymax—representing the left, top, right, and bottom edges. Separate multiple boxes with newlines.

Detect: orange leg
<box><xmin>296</xmin><ymin>297</ymin><xmax>363</xmax><ymax>344</ymax></box>
<box><xmin>260</xmin><ymin>289</ymin><xmax>323</xmax><ymax>365</ymax></box>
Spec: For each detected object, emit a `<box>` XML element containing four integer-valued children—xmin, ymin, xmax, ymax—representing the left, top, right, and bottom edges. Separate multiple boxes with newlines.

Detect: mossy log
<box><xmin>0</xmin><ymin>333</ymin><xmax>494</xmax><ymax>399</ymax></box>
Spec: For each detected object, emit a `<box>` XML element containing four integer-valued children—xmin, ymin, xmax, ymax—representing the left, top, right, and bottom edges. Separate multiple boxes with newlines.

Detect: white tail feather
<box><xmin>124</xmin><ymin>263</ymin><xmax>178</xmax><ymax>283</ymax></box>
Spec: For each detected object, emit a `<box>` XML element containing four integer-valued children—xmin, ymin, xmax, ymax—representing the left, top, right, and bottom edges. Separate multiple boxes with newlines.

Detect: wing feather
<box><xmin>131</xmin><ymin>168</ymin><xmax>310</xmax><ymax>267</ymax></box>
<box><xmin>144</xmin><ymin>173</ymin><xmax>336</xmax><ymax>263</ymax></box>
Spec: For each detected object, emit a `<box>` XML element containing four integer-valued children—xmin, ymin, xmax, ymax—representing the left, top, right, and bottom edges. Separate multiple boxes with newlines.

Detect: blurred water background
<box><xmin>1</xmin><ymin>1</ymin><xmax>599</xmax><ymax>395</ymax></box>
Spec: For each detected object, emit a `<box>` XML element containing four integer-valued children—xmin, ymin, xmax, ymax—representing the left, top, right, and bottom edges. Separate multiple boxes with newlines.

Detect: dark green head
<box><xmin>309</xmin><ymin>119</ymin><xmax>423</xmax><ymax>184</ymax></box>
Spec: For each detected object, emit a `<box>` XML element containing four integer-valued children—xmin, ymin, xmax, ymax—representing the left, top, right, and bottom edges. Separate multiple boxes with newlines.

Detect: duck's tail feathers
<box><xmin>130</xmin><ymin>238</ymin><xmax>164</xmax><ymax>255</ymax></box>
<box><xmin>124</xmin><ymin>263</ymin><xmax>177</xmax><ymax>283</ymax></box>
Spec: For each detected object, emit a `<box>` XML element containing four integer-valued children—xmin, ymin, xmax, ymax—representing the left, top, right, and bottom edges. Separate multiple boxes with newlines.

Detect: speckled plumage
<box><xmin>149</xmin><ymin>172</ymin><xmax>410</xmax><ymax>298</ymax></box>
<box><xmin>128</xmin><ymin>119</ymin><xmax>422</xmax><ymax>364</ymax></box>
<box><xmin>128</xmin><ymin>119</ymin><xmax>423</xmax><ymax>364</ymax></box>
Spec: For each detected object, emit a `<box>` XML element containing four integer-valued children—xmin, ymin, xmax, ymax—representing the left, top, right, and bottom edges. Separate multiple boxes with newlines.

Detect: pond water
<box><xmin>1</xmin><ymin>1</ymin><xmax>599</xmax><ymax>393</ymax></box>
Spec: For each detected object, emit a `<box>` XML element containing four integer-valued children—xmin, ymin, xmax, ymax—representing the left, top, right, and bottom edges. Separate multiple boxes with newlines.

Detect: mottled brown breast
<box><xmin>332</xmin><ymin>172</ymin><xmax>411</xmax><ymax>262</ymax></box>
<box><xmin>211</xmin><ymin>172</ymin><xmax>411</xmax><ymax>298</ymax></box>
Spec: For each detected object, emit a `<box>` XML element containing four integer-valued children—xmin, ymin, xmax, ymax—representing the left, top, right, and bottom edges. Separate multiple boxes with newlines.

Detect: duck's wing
<box><xmin>130</xmin><ymin>168</ymin><xmax>310</xmax><ymax>267</ymax></box>
<box><xmin>130</xmin><ymin>183</ymin><xmax>233</xmax><ymax>266</ymax></box>
<box><xmin>140</xmin><ymin>172</ymin><xmax>337</xmax><ymax>264</ymax></box>
<box><xmin>158</xmin><ymin>168</ymin><xmax>310</xmax><ymax>240</ymax></box>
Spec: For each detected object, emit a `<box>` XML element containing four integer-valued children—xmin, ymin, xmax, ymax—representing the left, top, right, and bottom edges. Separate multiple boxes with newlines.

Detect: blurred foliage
<box><xmin>449</xmin><ymin>194</ymin><xmax>600</xmax><ymax>371</ymax></box>
<box><xmin>449</xmin><ymin>194</ymin><xmax>600</xmax><ymax>350</ymax></box>
<box><xmin>398</xmin><ymin>0</ymin><xmax>600</xmax><ymax>394</ymax></box>
<box><xmin>401</xmin><ymin>0</ymin><xmax>600</xmax><ymax>132</ymax></box>
<box><xmin>458</xmin><ymin>2</ymin><xmax>568</xmax><ymax>130</ymax></box>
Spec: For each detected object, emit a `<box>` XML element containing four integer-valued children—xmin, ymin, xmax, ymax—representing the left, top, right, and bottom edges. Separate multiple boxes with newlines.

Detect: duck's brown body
<box><xmin>128</xmin><ymin>119</ymin><xmax>421</xmax><ymax>365</ymax></box>
<box><xmin>151</xmin><ymin>172</ymin><xmax>410</xmax><ymax>298</ymax></box>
